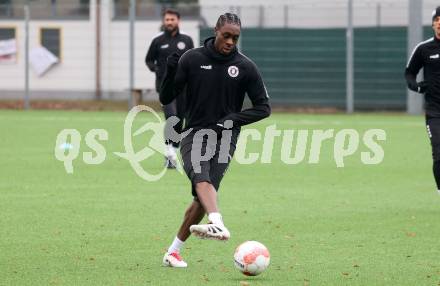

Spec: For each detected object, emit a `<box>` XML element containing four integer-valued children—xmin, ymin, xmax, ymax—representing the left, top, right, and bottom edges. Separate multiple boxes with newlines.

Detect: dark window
<box><xmin>0</xmin><ymin>0</ymin><xmax>89</xmax><ymax>20</ymax></box>
<box><xmin>0</xmin><ymin>27</ymin><xmax>15</xmax><ymax>40</ymax></box>
<box><xmin>113</xmin><ymin>0</ymin><xmax>199</xmax><ymax>20</ymax></box>
<box><xmin>40</xmin><ymin>27</ymin><xmax>61</xmax><ymax>59</ymax></box>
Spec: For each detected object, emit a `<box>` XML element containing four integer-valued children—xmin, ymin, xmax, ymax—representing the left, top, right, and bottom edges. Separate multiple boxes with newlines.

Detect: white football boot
<box><xmin>189</xmin><ymin>223</ymin><xmax>231</xmax><ymax>241</ymax></box>
<box><xmin>162</xmin><ymin>252</ymin><xmax>187</xmax><ymax>268</ymax></box>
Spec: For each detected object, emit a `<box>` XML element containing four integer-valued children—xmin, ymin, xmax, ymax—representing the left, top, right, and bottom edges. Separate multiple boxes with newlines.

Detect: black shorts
<box><xmin>426</xmin><ymin>116</ymin><xmax>440</xmax><ymax>161</ymax></box>
<box><xmin>180</xmin><ymin>128</ymin><xmax>239</xmax><ymax>198</ymax></box>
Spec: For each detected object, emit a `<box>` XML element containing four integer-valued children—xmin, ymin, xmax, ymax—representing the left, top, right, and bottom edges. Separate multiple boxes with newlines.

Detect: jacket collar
<box><xmin>164</xmin><ymin>28</ymin><xmax>180</xmax><ymax>38</ymax></box>
<box><xmin>203</xmin><ymin>37</ymin><xmax>237</xmax><ymax>63</ymax></box>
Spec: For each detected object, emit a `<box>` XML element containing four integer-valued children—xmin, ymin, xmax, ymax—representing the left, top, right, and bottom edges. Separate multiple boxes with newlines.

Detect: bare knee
<box><xmin>184</xmin><ymin>200</ymin><xmax>204</xmax><ymax>218</ymax></box>
<box><xmin>195</xmin><ymin>181</ymin><xmax>211</xmax><ymax>191</ymax></box>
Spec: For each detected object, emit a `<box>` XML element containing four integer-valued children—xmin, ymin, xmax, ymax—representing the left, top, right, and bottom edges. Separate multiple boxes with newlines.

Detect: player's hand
<box><xmin>166</xmin><ymin>52</ymin><xmax>181</xmax><ymax>71</ymax></box>
<box><xmin>417</xmin><ymin>81</ymin><xmax>428</xmax><ymax>93</ymax></box>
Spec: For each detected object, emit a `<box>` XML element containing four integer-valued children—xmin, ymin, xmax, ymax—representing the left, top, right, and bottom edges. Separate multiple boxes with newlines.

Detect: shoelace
<box><xmin>170</xmin><ymin>252</ymin><xmax>182</xmax><ymax>261</ymax></box>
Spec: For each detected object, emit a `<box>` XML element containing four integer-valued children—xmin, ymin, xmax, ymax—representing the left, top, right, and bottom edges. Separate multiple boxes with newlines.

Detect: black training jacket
<box><xmin>405</xmin><ymin>36</ymin><xmax>440</xmax><ymax>117</ymax></box>
<box><xmin>160</xmin><ymin>37</ymin><xmax>271</xmax><ymax>130</ymax></box>
<box><xmin>145</xmin><ymin>29</ymin><xmax>194</xmax><ymax>80</ymax></box>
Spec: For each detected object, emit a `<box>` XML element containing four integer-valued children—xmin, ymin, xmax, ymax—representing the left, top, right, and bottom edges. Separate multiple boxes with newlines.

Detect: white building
<box><xmin>0</xmin><ymin>0</ymin><xmax>199</xmax><ymax>100</ymax></box>
<box><xmin>0</xmin><ymin>0</ymin><xmax>438</xmax><ymax>100</ymax></box>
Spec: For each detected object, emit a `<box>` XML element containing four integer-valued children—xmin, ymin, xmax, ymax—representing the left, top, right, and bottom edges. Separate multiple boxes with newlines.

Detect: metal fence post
<box><xmin>258</xmin><ymin>5</ymin><xmax>264</xmax><ymax>28</ymax></box>
<box><xmin>24</xmin><ymin>4</ymin><xmax>30</xmax><ymax>110</ymax></box>
<box><xmin>407</xmin><ymin>0</ymin><xmax>424</xmax><ymax>115</ymax></box>
<box><xmin>346</xmin><ymin>0</ymin><xmax>354</xmax><ymax>113</ymax></box>
<box><xmin>376</xmin><ymin>3</ymin><xmax>381</xmax><ymax>27</ymax></box>
<box><xmin>128</xmin><ymin>0</ymin><xmax>135</xmax><ymax>109</ymax></box>
<box><xmin>95</xmin><ymin>0</ymin><xmax>102</xmax><ymax>100</ymax></box>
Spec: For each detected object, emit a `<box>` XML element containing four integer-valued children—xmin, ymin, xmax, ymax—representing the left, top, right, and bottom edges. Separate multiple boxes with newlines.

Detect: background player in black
<box><xmin>405</xmin><ymin>6</ymin><xmax>440</xmax><ymax>194</ymax></box>
<box><xmin>159</xmin><ymin>13</ymin><xmax>271</xmax><ymax>268</ymax></box>
<box><xmin>145</xmin><ymin>8</ymin><xmax>194</xmax><ymax>168</ymax></box>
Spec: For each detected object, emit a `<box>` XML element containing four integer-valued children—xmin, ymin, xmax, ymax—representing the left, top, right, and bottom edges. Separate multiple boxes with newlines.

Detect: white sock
<box><xmin>167</xmin><ymin>236</ymin><xmax>184</xmax><ymax>254</ymax></box>
<box><xmin>208</xmin><ymin>212</ymin><xmax>224</xmax><ymax>227</ymax></box>
<box><xmin>166</xmin><ymin>144</ymin><xmax>177</xmax><ymax>159</ymax></box>
<box><xmin>172</xmin><ymin>146</ymin><xmax>179</xmax><ymax>156</ymax></box>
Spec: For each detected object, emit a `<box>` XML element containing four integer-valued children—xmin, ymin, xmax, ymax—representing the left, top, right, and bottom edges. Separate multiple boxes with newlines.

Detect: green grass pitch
<box><xmin>1</xmin><ymin>109</ymin><xmax>440</xmax><ymax>286</ymax></box>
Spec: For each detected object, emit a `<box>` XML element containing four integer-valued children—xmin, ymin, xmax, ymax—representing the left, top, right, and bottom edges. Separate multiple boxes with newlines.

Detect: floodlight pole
<box><xmin>24</xmin><ymin>4</ymin><xmax>30</xmax><ymax>110</ymax></box>
<box><xmin>128</xmin><ymin>0</ymin><xmax>135</xmax><ymax>109</ymax></box>
<box><xmin>407</xmin><ymin>0</ymin><xmax>424</xmax><ymax>115</ymax></box>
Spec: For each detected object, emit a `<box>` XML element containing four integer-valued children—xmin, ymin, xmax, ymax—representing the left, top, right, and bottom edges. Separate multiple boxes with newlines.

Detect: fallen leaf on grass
<box><xmin>201</xmin><ymin>275</ymin><xmax>209</xmax><ymax>282</ymax></box>
<box><xmin>219</xmin><ymin>265</ymin><xmax>229</xmax><ymax>273</ymax></box>
<box><xmin>406</xmin><ymin>232</ymin><xmax>417</xmax><ymax>237</ymax></box>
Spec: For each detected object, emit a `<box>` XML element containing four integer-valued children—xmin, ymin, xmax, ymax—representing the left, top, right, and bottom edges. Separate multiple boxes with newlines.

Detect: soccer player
<box><xmin>145</xmin><ymin>8</ymin><xmax>194</xmax><ymax>168</ymax></box>
<box><xmin>159</xmin><ymin>13</ymin><xmax>271</xmax><ymax>268</ymax></box>
<box><xmin>405</xmin><ymin>6</ymin><xmax>440</xmax><ymax>194</ymax></box>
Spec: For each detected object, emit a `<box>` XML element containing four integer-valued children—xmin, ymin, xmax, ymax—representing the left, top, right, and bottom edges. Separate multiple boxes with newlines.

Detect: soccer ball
<box><xmin>233</xmin><ymin>241</ymin><xmax>270</xmax><ymax>276</ymax></box>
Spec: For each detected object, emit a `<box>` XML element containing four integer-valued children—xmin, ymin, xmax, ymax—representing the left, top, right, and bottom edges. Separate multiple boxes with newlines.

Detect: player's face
<box><xmin>163</xmin><ymin>13</ymin><xmax>179</xmax><ymax>33</ymax></box>
<box><xmin>214</xmin><ymin>23</ymin><xmax>240</xmax><ymax>55</ymax></box>
<box><xmin>433</xmin><ymin>16</ymin><xmax>440</xmax><ymax>37</ymax></box>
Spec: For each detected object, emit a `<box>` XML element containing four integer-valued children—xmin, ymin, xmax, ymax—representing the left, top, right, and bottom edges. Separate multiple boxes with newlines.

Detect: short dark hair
<box><xmin>215</xmin><ymin>13</ymin><xmax>241</xmax><ymax>29</ymax></box>
<box><xmin>163</xmin><ymin>8</ymin><xmax>180</xmax><ymax>19</ymax></box>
